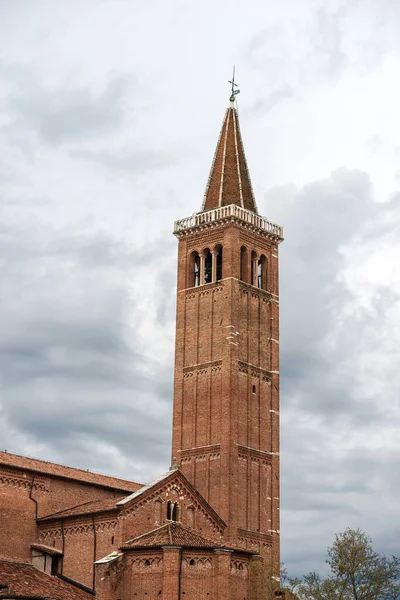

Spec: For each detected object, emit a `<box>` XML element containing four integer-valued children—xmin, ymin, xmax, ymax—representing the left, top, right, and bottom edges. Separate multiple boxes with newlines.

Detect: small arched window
<box><xmin>167</xmin><ymin>500</ymin><xmax>178</xmax><ymax>522</ymax></box>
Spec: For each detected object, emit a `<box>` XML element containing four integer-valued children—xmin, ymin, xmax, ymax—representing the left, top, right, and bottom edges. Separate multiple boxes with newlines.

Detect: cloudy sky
<box><xmin>1</xmin><ymin>0</ymin><xmax>400</xmax><ymax>577</ymax></box>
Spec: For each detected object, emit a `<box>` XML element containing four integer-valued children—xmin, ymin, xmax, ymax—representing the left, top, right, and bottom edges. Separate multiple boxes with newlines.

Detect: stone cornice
<box><xmin>174</xmin><ymin>204</ymin><xmax>283</xmax><ymax>243</ymax></box>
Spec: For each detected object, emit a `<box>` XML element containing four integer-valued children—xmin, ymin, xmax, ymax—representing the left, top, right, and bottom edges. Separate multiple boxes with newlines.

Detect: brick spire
<box><xmin>202</xmin><ymin>103</ymin><xmax>258</xmax><ymax>214</ymax></box>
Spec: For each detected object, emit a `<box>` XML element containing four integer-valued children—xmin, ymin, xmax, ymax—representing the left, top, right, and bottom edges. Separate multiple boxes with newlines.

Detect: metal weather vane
<box><xmin>229</xmin><ymin>66</ymin><xmax>240</xmax><ymax>102</ymax></box>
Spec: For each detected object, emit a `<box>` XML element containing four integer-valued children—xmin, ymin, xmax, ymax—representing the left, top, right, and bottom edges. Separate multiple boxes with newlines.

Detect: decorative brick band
<box><xmin>179</xmin><ymin>445</ymin><xmax>221</xmax><ymax>460</ymax></box>
<box><xmin>237</xmin><ymin>528</ymin><xmax>272</xmax><ymax>548</ymax></box>
<box><xmin>0</xmin><ymin>471</ymin><xmax>48</xmax><ymax>492</ymax></box>
<box><xmin>131</xmin><ymin>557</ymin><xmax>163</xmax><ymax>570</ymax></box>
<box><xmin>184</xmin><ymin>282</ymin><xmax>225</xmax><ymax>300</ymax></box>
<box><xmin>231</xmin><ymin>559</ymin><xmax>249</xmax><ymax>575</ymax></box>
<box><xmin>237</xmin><ymin>361</ymin><xmax>272</xmax><ymax>382</ymax></box>
<box><xmin>183</xmin><ymin>360</ymin><xmax>222</xmax><ymax>378</ymax></box>
<box><xmin>237</xmin><ymin>445</ymin><xmax>272</xmax><ymax>466</ymax></box>
<box><xmin>182</xmin><ymin>556</ymin><xmax>212</xmax><ymax>569</ymax></box>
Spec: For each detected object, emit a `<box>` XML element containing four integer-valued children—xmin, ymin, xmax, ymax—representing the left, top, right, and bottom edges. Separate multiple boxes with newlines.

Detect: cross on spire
<box><xmin>228</xmin><ymin>66</ymin><xmax>240</xmax><ymax>103</ymax></box>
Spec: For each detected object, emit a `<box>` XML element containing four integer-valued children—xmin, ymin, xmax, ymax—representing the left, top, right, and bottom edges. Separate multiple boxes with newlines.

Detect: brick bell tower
<box><xmin>171</xmin><ymin>92</ymin><xmax>283</xmax><ymax>570</ymax></box>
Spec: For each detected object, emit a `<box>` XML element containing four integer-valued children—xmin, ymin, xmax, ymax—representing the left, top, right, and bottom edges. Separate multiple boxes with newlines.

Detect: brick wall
<box><xmin>0</xmin><ymin>464</ymin><xmax>126</xmax><ymax>563</ymax></box>
<box><xmin>172</xmin><ymin>222</ymin><xmax>280</xmax><ymax>567</ymax></box>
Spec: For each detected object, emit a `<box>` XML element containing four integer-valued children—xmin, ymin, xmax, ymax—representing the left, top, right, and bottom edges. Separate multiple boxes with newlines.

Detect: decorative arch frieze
<box><xmin>182</xmin><ymin>556</ymin><xmax>212</xmax><ymax>569</ymax></box>
<box><xmin>0</xmin><ymin>473</ymin><xmax>48</xmax><ymax>492</ymax></box>
<box><xmin>231</xmin><ymin>559</ymin><xmax>249</xmax><ymax>575</ymax></box>
<box><xmin>130</xmin><ymin>556</ymin><xmax>163</xmax><ymax>571</ymax></box>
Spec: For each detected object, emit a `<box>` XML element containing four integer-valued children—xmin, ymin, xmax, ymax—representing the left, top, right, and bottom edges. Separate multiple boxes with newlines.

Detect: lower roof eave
<box><xmin>120</xmin><ymin>544</ymin><xmax>257</xmax><ymax>555</ymax></box>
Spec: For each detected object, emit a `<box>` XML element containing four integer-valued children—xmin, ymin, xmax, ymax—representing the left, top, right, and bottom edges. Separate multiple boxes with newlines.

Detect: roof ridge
<box><xmin>171</xmin><ymin>522</ymin><xmax>219</xmax><ymax>545</ymax></box>
<box><xmin>38</xmin><ymin>498</ymin><xmax>104</xmax><ymax>521</ymax></box>
<box><xmin>123</xmin><ymin>522</ymin><xmax>170</xmax><ymax>545</ymax></box>
<box><xmin>37</xmin><ymin>496</ymin><xmax>119</xmax><ymax>522</ymax></box>
<box><xmin>232</xmin><ymin>109</ymin><xmax>244</xmax><ymax>208</ymax></box>
<box><xmin>202</xmin><ymin>109</ymin><xmax>228</xmax><ymax>211</ymax></box>
<box><xmin>168</xmin><ymin>522</ymin><xmax>173</xmax><ymax>544</ymax></box>
<box><xmin>0</xmin><ymin>450</ymin><xmax>141</xmax><ymax>491</ymax></box>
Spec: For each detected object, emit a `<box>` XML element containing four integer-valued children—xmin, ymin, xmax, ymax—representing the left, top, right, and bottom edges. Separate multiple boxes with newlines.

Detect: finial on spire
<box><xmin>228</xmin><ymin>66</ymin><xmax>240</xmax><ymax>105</ymax></box>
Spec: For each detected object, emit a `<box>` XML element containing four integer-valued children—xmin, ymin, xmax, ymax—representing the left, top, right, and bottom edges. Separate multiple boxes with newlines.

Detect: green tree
<box><xmin>295</xmin><ymin>528</ymin><xmax>400</xmax><ymax>600</ymax></box>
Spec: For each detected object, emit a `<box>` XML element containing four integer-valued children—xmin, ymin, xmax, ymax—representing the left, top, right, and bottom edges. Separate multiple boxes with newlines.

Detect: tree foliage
<box><xmin>294</xmin><ymin>528</ymin><xmax>400</xmax><ymax>600</ymax></box>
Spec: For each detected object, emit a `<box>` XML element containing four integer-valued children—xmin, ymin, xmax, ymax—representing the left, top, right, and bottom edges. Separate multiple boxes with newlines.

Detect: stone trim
<box><xmin>174</xmin><ymin>204</ymin><xmax>283</xmax><ymax>242</ymax></box>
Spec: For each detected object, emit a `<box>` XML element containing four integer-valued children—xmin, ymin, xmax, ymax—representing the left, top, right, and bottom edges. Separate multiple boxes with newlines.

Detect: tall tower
<box><xmin>172</xmin><ymin>93</ymin><xmax>283</xmax><ymax>570</ymax></box>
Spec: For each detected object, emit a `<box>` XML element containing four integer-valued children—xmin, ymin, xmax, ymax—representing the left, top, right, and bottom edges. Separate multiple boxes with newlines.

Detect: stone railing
<box><xmin>174</xmin><ymin>204</ymin><xmax>283</xmax><ymax>240</ymax></box>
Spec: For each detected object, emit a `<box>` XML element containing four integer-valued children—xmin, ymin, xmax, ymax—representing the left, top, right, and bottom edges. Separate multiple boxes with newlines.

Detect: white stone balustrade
<box><xmin>173</xmin><ymin>204</ymin><xmax>283</xmax><ymax>240</ymax></box>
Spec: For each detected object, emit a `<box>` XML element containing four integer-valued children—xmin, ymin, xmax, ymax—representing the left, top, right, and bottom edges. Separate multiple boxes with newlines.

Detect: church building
<box><xmin>0</xmin><ymin>91</ymin><xmax>288</xmax><ymax>599</ymax></box>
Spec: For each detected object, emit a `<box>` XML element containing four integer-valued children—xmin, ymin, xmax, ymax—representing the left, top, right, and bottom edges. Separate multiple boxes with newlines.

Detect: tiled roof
<box><xmin>38</xmin><ymin>497</ymin><xmax>119</xmax><ymax>522</ymax></box>
<box><xmin>122</xmin><ymin>522</ymin><xmax>219</xmax><ymax>549</ymax></box>
<box><xmin>0</xmin><ymin>560</ymin><xmax>93</xmax><ymax>599</ymax></box>
<box><xmin>202</xmin><ymin>105</ymin><xmax>258</xmax><ymax>213</ymax></box>
<box><xmin>0</xmin><ymin>451</ymin><xmax>141</xmax><ymax>492</ymax></box>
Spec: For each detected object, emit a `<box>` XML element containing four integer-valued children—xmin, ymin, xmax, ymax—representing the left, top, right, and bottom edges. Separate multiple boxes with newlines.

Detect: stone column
<box><xmin>211</xmin><ymin>250</ymin><xmax>218</xmax><ymax>283</ymax></box>
<box><xmin>214</xmin><ymin>549</ymin><xmax>233</xmax><ymax>600</ymax></box>
<box><xmin>199</xmin><ymin>253</ymin><xmax>206</xmax><ymax>286</ymax></box>
<box><xmin>162</xmin><ymin>546</ymin><xmax>182</xmax><ymax>600</ymax></box>
<box><xmin>252</xmin><ymin>258</ymin><xmax>258</xmax><ymax>287</ymax></box>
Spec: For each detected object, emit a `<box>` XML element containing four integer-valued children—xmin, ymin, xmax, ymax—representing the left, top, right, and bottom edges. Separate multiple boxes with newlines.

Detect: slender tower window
<box><xmin>216</xmin><ymin>246</ymin><xmax>223</xmax><ymax>281</ymax></box>
<box><xmin>204</xmin><ymin>250</ymin><xmax>212</xmax><ymax>284</ymax></box>
<box><xmin>251</xmin><ymin>251</ymin><xmax>258</xmax><ymax>287</ymax></box>
<box><xmin>258</xmin><ymin>255</ymin><xmax>268</xmax><ymax>290</ymax></box>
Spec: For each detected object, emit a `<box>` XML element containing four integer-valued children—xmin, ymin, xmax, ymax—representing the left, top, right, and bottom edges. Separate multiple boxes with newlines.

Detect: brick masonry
<box><xmin>0</xmin><ymin>102</ymin><xmax>287</xmax><ymax>599</ymax></box>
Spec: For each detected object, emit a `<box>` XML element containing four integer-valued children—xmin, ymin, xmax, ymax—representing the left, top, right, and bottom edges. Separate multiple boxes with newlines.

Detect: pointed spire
<box><xmin>201</xmin><ymin>104</ymin><xmax>258</xmax><ymax>214</ymax></box>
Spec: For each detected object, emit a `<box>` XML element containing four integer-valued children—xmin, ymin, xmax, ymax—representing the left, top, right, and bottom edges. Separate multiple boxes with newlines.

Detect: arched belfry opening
<box><xmin>204</xmin><ymin>249</ymin><xmax>212</xmax><ymax>284</ymax></box>
<box><xmin>189</xmin><ymin>251</ymin><xmax>201</xmax><ymax>287</ymax></box>
<box><xmin>240</xmin><ymin>246</ymin><xmax>248</xmax><ymax>283</ymax></box>
<box><xmin>251</xmin><ymin>250</ymin><xmax>258</xmax><ymax>287</ymax></box>
<box><xmin>215</xmin><ymin>244</ymin><xmax>223</xmax><ymax>281</ymax></box>
<box><xmin>258</xmin><ymin>254</ymin><xmax>268</xmax><ymax>290</ymax></box>
<box><xmin>187</xmin><ymin>245</ymin><xmax>224</xmax><ymax>287</ymax></box>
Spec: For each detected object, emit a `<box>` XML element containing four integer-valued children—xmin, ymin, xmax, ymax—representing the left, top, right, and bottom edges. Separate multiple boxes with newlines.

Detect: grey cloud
<box><xmin>2</xmin><ymin>69</ymin><xmax>128</xmax><ymax>146</ymax></box>
<box><xmin>245</xmin><ymin>85</ymin><xmax>295</xmax><ymax>116</ymax></box>
<box><xmin>72</xmin><ymin>147</ymin><xmax>180</xmax><ymax>173</ymax></box>
<box><xmin>264</xmin><ymin>168</ymin><xmax>400</xmax><ymax>575</ymax></box>
<box><xmin>0</xmin><ymin>218</ymin><xmax>173</xmax><ymax>481</ymax></box>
